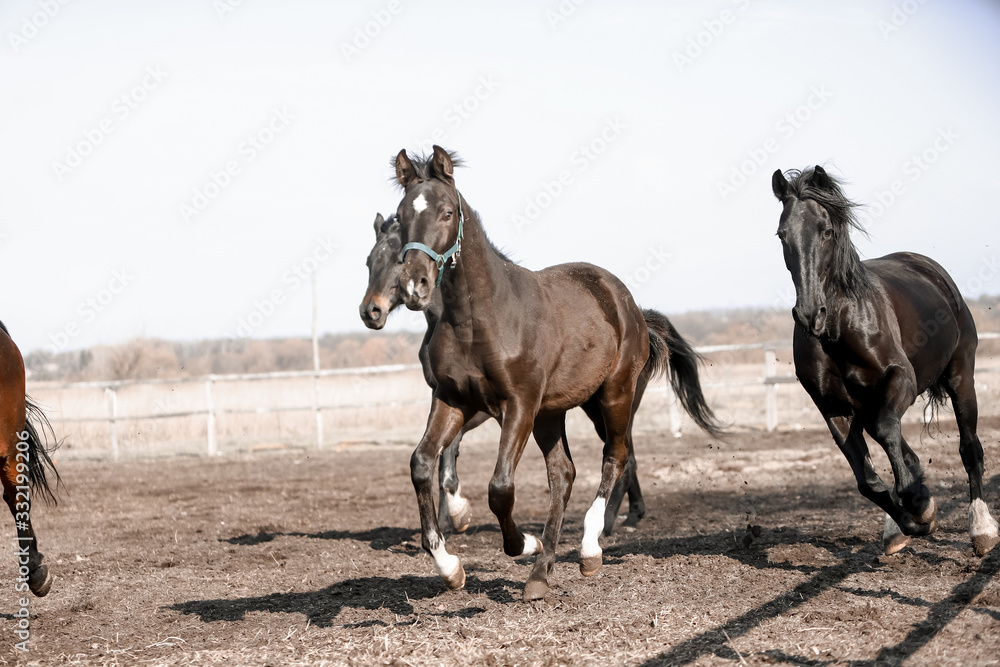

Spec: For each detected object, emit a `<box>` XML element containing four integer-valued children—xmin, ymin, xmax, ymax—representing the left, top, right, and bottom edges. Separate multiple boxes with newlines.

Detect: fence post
<box><xmin>205</xmin><ymin>377</ymin><xmax>217</xmax><ymax>456</ymax></box>
<box><xmin>105</xmin><ymin>387</ymin><xmax>119</xmax><ymax>461</ymax></box>
<box><xmin>764</xmin><ymin>348</ymin><xmax>778</xmax><ymax>432</ymax></box>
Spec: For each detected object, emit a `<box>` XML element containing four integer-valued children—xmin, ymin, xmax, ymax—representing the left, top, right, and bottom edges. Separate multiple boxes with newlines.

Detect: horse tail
<box><xmin>21</xmin><ymin>397</ymin><xmax>61</xmax><ymax>505</ymax></box>
<box><xmin>642</xmin><ymin>309</ymin><xmax>725</xmax><ymax>438</ymax></box>
<box><xmin>922</xmin><ymin>380</ymin><xmax>950</xmax><ymax>436</ymax></box>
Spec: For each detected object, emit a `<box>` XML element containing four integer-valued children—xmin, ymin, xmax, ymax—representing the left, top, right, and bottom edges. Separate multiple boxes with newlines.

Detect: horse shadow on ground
<box><xmin>168</xmin><ymin>573</ymin><xmax>522</xmax><ymax>628</ymax></box>
<box><xmin>627</xmin><ymin>476</ymin><xmax>1000</xmax><ymax>666</ymax></box>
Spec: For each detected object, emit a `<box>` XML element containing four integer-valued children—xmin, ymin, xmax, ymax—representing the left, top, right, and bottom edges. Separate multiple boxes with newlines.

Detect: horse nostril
<box><xmin>369</xmin><ymin>305</ymin><xmax>382</xmax><ymax>320</ymax></box>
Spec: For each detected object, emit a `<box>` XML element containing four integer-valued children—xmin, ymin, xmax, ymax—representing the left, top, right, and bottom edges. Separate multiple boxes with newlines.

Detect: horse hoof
<box><xmin>451</xmin><ymin>505</ymin><xmax>472</xmax><ymax>534</ymax></box>
<box><xmin>883</xmin><ymin>533</ymin><xmax>910</xmax><ymax>556</ymax></box>
<box><xmin>580</xmin><ymin>554</ymin><xmax>602</xmax><ymax>577</ymax></box>
<box><xmin>917</xmin><ymin>497</ymin><xmax>938</xmax><ymax>530</ymax></box>
<box><xmin>29</xmin><ymin>566</ymin><xmax>53</xmax><ymax>597</ymax></box>
<box><xmin>443</xmin><ymin>562</ymin><xmax>466</xmax><ymax>591</ymax></box>
<box><xmin>523</xmin><ymin>579</ymin><xmax>549</xmax><ymax>602</ymax></box>
<box><xmin>883</xmin><ymin>514</ymin><xmax>910</xmax><ymax>555</ymax></box>
<box><xmin>973</xmin><ymin>533</ymin><xmax>1000</xmax><ymax>557</ymax></box>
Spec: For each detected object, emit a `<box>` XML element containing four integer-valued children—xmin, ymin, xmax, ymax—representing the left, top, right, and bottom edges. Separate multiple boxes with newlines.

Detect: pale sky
<box><xmin>2</xmin><ymin>0</ymin><xmax>999</xmax><ymax>355</ymax></box>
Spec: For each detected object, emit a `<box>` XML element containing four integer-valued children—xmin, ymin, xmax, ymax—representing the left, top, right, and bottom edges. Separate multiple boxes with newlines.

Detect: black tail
<box><xmin>921</xmin><ymin>380</ymin><xmax>949</xmax><ymax>435</ymax></box>
<box><xmin>23</xmin><ymin>397</ymin><xmax>61</xmax><ymax>505</ymax></box>
<box><xmin>643</xmin><ymin>309</ymin><xmax>724</xmax><ymax>438</ymax></box>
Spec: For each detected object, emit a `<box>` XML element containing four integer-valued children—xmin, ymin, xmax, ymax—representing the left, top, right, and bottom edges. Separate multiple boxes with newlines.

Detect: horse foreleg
<box><xmin>436</xmin><ymin>414</ymin><xmax>488</xmax><ymax>535</ymax></box>
<box><xmin>412</xmin><ymin>398</ymin><xmax>467</xmax><ymax>590</ymax></box>
<box><xmin>487</xmin><ymin>399</ymin><xmax>538</xmax><ymax>560</ymax></box>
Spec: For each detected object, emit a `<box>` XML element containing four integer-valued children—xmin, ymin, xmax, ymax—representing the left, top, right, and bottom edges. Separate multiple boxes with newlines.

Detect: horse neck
<box><xmin>438</xmin><ymin>206</ymin><xmax>511</xmax><ymax>327</ymax></box>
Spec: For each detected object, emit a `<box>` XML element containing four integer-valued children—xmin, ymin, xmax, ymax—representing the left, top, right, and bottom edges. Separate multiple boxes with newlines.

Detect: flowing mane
<box><xmin>782</xmin><ymin>167</ymin><xmax>875</xmax><ymax>299</ymax></box>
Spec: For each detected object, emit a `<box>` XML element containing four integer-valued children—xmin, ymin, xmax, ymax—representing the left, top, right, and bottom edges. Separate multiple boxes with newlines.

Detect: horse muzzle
<box><xmin>793</xmin><ymin>304</ymin><xmax>828</xmax><ymax>337</ymax></box>
<box><xmin>359</xmin><ymin>296</ymin><xmax>389</xmax><ymax>330</ymax></box>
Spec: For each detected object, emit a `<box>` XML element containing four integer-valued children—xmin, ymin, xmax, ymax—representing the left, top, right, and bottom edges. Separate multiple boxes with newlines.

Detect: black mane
<box><xmin>783</xmin><ymin>167</ymin><xmax>874</xmax><ymax>298</ymax></box>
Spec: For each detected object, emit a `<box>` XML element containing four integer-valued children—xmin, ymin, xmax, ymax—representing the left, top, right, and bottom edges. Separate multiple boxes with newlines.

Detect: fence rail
<box><xmin>28</xmin><ymin>334</ymin><xmax>1000</xmax><ymax>460</ymax></box>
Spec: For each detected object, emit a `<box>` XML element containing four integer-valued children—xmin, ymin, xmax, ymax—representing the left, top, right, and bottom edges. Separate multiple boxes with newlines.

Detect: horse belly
<box><xmin>539</xmin><ymin>336</ymin><xmax>616</xmax><ymax>413</ymax></box>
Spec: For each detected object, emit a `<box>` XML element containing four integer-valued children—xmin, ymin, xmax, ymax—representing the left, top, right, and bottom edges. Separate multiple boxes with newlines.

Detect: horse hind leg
<box><xmin>581</xmin><ymin>396</ymin><xmax>643</xmax><ymax>537</ymax></box>
<box><xmin>942</xmin><ymin>358</ymin><xmax>999</xmax><ymax>556</ymax></box>
<box><xmin>2</xmin><ymin>449</ymin><xmax>52</xmax><ymax>597</ymax></box>
<box><xmin>580</xmin><ymin>381</ymin><xmax>639</xmax><ymax>578</ymax></box>
<box><xmin>523</xmin><ymin>415</ymin><xmax>575</xmax><ymax>602</ymax></box>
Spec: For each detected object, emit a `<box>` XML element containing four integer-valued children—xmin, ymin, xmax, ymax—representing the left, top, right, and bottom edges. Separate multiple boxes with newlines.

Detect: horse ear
<box><xmin>807</xmin><ymin>165</ymin><xmax>831</xmax><ymax>190</ymax></box>
<box><xmin>429</xmin><ymin>145</ymin><xmax>455</xmax><ymax>184</ymax></box>
<box><xmin>395</xmin><ymin>149</ymin><xmax>417</xmax><ymax>187</ymax></box>
<box><xmin>771</xmin><ymin>169</ymin><xmax>789</xmax><ymax>201</ymax></box>
<box><xmin>373</xmin><ymin>213</ymin><xmax>385</xmax><ymax>236</ymax></box>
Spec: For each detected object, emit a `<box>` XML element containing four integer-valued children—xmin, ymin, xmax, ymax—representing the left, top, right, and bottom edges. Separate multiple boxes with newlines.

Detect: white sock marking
<box><xmin>413</xmin><ymin>193</ymin><xmax>428</xmax><ymax>214</ymax></box>
<box><xmin>447</xmin><ymin>491</ymin><xmax>468</xmax><ymax>519</ymax></box>
<box><xmin>428</xmin><ymin>539</ymin><xmax>460</xmax><ymax>579</ymax></box>
<box><xmin>581</xmin><ymin>498</ymin><xmax>606</xmax><ymax>559</ymax></box>
<box><xmin>970</xmin><ymin>498</ymin><xmax>999</xmax><ymax>538</ymax></box>
<box><xmin>520</xmin><ymin>533</ymin><xmax>542</xmax><ymax>557</ymax></box>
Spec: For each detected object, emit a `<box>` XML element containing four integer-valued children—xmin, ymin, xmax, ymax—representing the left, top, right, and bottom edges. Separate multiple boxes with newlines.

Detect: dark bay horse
<box><xmin>772</xmin><ymin>165</ymin><xmax>999</xmax><ymax>556</ymax></box>
<box><xmin>359</xmin><ymin>213</ymin><xmax>718</xmax><ymax>538</ymax></box>
<box><xmin>389</xmin><ymin>146</ymin><xmax>720</xmax><ymax>600</ymax></box>
<box><xmin>0</xmin><ymin>321</ymin><xmax>60</xmax><ymax>597</ymax></box>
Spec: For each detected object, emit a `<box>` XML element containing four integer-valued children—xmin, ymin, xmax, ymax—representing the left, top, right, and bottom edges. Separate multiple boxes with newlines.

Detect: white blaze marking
<box><xmin>520</xmin><ymin>533</ymin><xmax>542</xmax><ymax>556</ymax></box>
<box><xmin>406</xmin><ymin>279</ymin><xmax>416</xmax><ymax>298</ymax></box>
<box><xmin>970</xmin><ymin>498</ymin><xmax>999</xmax><ymax>537</ymax></box>
<box><xmin>413</xmin><ymin>193</ymin><xmax>428</xmax><ymax>214</ymax></box>
<box><xmin>580</xmin><ymin>497</ymin><xmax>606</xmax><ymax>559</ymax></box>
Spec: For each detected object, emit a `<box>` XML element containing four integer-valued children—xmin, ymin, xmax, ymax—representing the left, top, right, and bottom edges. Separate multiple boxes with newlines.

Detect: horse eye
<box><xmin>822</xmin><ymin>228</ymin><xmax>834</xmax><ymax>241</ymax></box>
<box><xmin>445</xmin><ymin>210</ymin><xmax>453</xmax><ymax>220</ymax></box>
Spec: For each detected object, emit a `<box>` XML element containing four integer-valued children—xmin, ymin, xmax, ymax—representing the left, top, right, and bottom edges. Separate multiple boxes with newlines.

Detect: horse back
<box><xmin>866</xmin><ymin>252</ymin><xmax>975</xmax><ymax>390</ymax></box>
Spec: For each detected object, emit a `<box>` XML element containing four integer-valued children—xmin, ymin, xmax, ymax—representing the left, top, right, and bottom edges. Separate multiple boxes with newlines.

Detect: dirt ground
<box><xmin>2</xmin><ymin>417</ymin><xmax>1000</xmax><ymax>666</ymax></box>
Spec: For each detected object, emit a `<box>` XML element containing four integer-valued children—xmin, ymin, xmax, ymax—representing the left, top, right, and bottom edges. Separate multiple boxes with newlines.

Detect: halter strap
<box><xmin>400</xmin><ymin>190</ymin><xmax>464</xmax><ymax>287</ymax></box>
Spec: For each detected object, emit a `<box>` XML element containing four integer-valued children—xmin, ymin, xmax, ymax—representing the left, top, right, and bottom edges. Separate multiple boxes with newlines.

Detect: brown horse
<box><xmin>359</xmin><ymin>212</ymin><xmax>718</xmax><ymax>537</ymax></box>
<box><xmin>390</xmin><ymin>146</ymin><xmax>720</xmax><ymax>601</ymax></box>
<box><xmin>772</xmin><ymin>165</ymin><xmax>999</xmax><ymax>556</ymax></box>
<box><xmin>0</xmin><ymin>321</ymin><xmax>60</xmax><ymax>597</ymax></box>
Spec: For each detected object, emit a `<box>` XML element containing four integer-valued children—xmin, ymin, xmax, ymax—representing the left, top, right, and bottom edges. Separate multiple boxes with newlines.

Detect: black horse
<box><xmin>772</xmin><ymin>165</ymin><xmax>999</xmax><ymax>556</ymax></box>
<box><xmin>359</xmin><ymin>212</ymin><xmax>716</xmax><ymax>538</ymax></box>
<box><xmin>389</xmin><ymin>146</ymin><xmax>720</xmax><ymax>600</ymax></box>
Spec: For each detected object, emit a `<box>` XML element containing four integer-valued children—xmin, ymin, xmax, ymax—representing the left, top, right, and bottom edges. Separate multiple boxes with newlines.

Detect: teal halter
<box><xmin>400</xmin><ymin>190</ymin><xmax>464</xmax><ymax>287</ymax></box>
